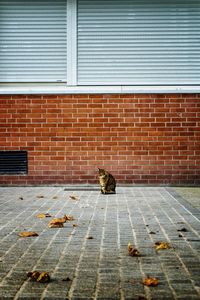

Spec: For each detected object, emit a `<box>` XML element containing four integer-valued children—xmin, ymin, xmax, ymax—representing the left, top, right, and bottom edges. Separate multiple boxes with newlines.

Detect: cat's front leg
<box><xmin>101</xmin><ymin>187</ymin><xmax>106</xmax><ymax>194</ymax></box>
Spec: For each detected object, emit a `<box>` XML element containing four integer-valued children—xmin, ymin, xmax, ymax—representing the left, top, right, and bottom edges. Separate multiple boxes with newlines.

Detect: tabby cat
<box><xmin>98</xmin><ymin>168</ymin><xmax>116</xmax><ymax>194</ymax></box>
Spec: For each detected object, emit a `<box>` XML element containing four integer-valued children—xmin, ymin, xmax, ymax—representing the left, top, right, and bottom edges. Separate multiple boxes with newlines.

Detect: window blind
<box><xmin>77</xmin><ymin>0</ymin><xmax>200</xmax><ymax>85</ymax></box>
<box><xmin>0</xmin><ymin>0</ymin><xmax>67</xmax><ymax>82</ymax></box>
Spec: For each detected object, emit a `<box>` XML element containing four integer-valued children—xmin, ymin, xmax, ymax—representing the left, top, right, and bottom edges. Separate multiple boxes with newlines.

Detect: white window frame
<box><xmin>0</xmin><ymin>0</ymin><xmax>199</xmax><ymax>94</ymax></box>
<box><xmin>67</xmin><ymin>0</ymin><xmax>77</xmax><ymax>86</ymax></box>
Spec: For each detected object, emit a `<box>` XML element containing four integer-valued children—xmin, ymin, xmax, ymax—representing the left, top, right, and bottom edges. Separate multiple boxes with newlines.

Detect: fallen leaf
<box><xmin>143</xmin><ymin>275</ymin><xmax>158</xmax><ymax>287</ymax></box>
<box><xmin>155</xmin><ymin>241</ymin><xmax>171</xmax><ymax>250</ymax></box>
<box><xmin>128</xmin><ymin>241</ymin><xmax>132</xmax><ymax>253</ymax></box>
<box><xmin>36</xmin><ymin>195</ymin><xmax>44</xmax><ymax>198</ymax></box>
<box><xmin>80</xmin><ymin>204</ymin><xmax>90</xmax><ymax>208</ymax></box>
<box><xmin>65</xmin><ymin>215</ymin><xmax>75</xmax><ymax>221</ymax></box>
<box><xmin>48</xmin><ymin>220</ymin><xmax>64</xmax><ymax>228</ymax></box>
<box><xmin>27</xmin><ymin>271</ymin><xmax>50</xmax><ymax>283</ymax></box>
<box><xmin>48</xmin><ymin>214</ymin><xmax>74</xmax><ymax>228</ymax></box>
<box><xmin>27</xmin><ymin>271</ymin><xmax>40</xmax><ymax>280</ymax></box>
<box><xmin>128</xmin><ymin>242</ymin><xmax>140</xmax><ymax>257</ymax></box>
<box><xmin>48</xmin><ymin>215</ymin><xmax>74</xmax><ymax>228</ymax></box>
<box><xmin>62</xmin><ymin>277</ymin><xmax>72</xmax><ymax>282</ymax></box>
<box><xmin>37</xmin><ymin>213</ymin><xmax>52</xmax><ymax>218</ymax></box>
<box><xmin>19</xmin><ymin>231</ymin><xmax>39</xmax><ymax>237</ymax></box>
<box><xmin>37</xmin><ymin>272</ymin><xmax>50</xmax><ymax>283</ymax></box>
<box><xmin>177</xmin><ymin>228</ymin><xmax>188</xmax><ymax>232</ymax></box>
<box><xmin>69</xmin><ymin>195</ymin><xmax>80</xmax><ymax>201</ymax></box>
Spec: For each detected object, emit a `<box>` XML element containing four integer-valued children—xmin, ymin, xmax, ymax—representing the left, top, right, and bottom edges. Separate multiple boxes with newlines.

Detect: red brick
<box><xmin>0</xmin><ymin>93</ymin><xmax>199</xmax><ymax>184</ymax></box>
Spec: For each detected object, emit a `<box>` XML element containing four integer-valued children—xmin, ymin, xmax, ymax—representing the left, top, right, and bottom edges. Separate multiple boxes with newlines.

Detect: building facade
<box><xmin>0</xmin><ymin>0</ymin><xmax>199</xmax><ymax>185</ymax></box>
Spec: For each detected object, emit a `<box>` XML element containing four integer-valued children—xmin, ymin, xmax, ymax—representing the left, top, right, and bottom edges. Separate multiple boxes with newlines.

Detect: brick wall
<box><xmin>0</xmin><ymin>93</ymin><xmax>199</xmax><ymax>185</ymax></box>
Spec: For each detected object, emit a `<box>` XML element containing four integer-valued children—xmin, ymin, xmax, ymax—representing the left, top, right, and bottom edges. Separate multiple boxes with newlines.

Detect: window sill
<box><xmin>0</xmin><ymin>84</ymin><xmax>199</xmax><ymax>94</ymax></box>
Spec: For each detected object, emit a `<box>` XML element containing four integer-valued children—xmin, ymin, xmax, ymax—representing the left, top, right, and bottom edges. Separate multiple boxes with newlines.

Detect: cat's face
<box><xmin>98</xmin><ymin>168</ymin><xmax>106</xmax><ymax>176</ymax></box>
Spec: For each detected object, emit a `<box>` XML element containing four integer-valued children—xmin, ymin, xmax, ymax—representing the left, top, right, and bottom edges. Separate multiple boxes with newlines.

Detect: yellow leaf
<box><xmin>27</xmin><ymin>271</ymin><xmax>50</xmax><ymax>283</ymax></box>
<box><xmin>155</xmin><ymin>241</ymin><xmax>171</xmax><ymax>250</ymax></box>
<box><xmin>37</xmin><ymin>272</ymin><xmax>51</xmax><ymax>283</ymax></box>
<box><xmin>143</xmin><ymin>276</ymin><xmax>159</xmax><ymax>287</ymax></box>
<box><xmin>128</xmin><ymin>241</ymin><xmax>132</xmax><ymax>253</ymax></box>
<box><xmin>19</xmin><ymin>231</ymin><xmax>38</xmax><ymax>237</ymax></box>
<box><xmin>37</xmin><ymin>213</ymin><xmax>52</xmax><ymax>218</ymax></box>
<box><xmin>128</xmin><ymin>242</ymin><xmax>140</xmax><ymax>257</ymax></box>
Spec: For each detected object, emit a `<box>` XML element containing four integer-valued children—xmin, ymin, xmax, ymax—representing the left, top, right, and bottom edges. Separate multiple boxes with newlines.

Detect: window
<box><xmin>0</xmin><ymin>0</ymin><xmax>199</xmax><ymax>86</ymax></box>
<box><xmin>0</xmin><ymin>0</ymin><xmax>67</xmax><ymax>82</ymax></box>
<box><xmin>77</xmin><ymin>0</ymin><xmax>200</xmax><ymax>85</ymax></box>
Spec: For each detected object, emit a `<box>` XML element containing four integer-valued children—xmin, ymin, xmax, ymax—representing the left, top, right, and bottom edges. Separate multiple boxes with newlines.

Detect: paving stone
<box><xmin>0</xmin><ymin>187</ymin><xmax>200</xmax><ymax>299</ymax></box>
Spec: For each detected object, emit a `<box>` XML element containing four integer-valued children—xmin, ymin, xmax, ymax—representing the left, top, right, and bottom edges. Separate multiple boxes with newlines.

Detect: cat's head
<box><xmin>98</xmin><ymin>168</ymin><xmax>106</xmax><ymax>176</ymax></box>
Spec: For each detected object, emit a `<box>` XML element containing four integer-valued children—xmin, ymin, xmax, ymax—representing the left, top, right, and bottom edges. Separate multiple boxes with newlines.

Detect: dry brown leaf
<box><xmin>155</xmin><ymin>241</ymin><xmax>171</xmax><ymax>250</ymax></box>
<box><xmin>65</xmin><ymin>215</ymin><xmax>75</xmax><ymax>221</ymax></box>
<box><xmin>48</xmin><ymin>220</ymin><xmax>64</xmax><ymax>228</ymax></box>
<box><xmin>48</xmin><ymin>223</ymin><xmax>64</xmax><ymax>228</ymax></box>
<box><xmin>128</xmin><ymin>241</ymin><xmax>132</xmax><ymax>253</ymax></box>
<box><xmin>19</xmin><ymin>231</ymin><xmax>39</xmax><ymax>237</ymax></box>
<box><xmin>130</xmin><ymin>248</ymin><xmax>140</xmax><ymax>257</ymax></box>
<box><xmin>48</xmin><ymin>214</ymin><xmax>74</xmax><ymax>228</ymax></box>
<box><xmin>69</xmin><ymin>195</ymin><xmax>80</xmax><ymax>201</ymax></box>
<box><xmin>143</xmin><ymin>275</ymin><xmax>158</xmax><ymax>287</ymax></box>
<box><xmin>62</xmin><ymin>277</ymin><xmax>72</xmax><ymax>282</ymax></box>
<box><xmin>72</xmin><ymin>224</ymin><xmax>78</xmax><ymax>227</ymax></box>
<box><xmin>27</xmin><ymin>271</ymin><xmax>50</xmax><ymax>283</ymax></box>
<box><xmin>37</xmin><ymin>213</ymin><xmax>52</xmax><ymax>218</ymax></box>
<box><xmin>128</xmin><ymin>242</ymin><xmax>140</xmax><ymax>257</ymax></box>
<box><xmin>36</xmin><ymin>195</ymin><xmax>44</xmax><ymax>198</ymax></box>
<box><xmin>177</xmin><ymin>227</ymin><xmax>188</xmax><ymax>232</ymax></box>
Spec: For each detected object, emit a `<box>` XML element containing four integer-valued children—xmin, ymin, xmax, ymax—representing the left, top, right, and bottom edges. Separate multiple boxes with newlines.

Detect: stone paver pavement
<box><xmin>172</xmin><ymin>187</ymin><xmax>200</xmax><ymax>212</ymax></box>
<box><xmin>0</xmin><ymin>187</ymin><xmax>199</xmax><ymax>300</ymax></box>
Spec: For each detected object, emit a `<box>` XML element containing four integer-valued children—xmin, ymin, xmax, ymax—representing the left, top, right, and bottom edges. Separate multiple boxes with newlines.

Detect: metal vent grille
<box><xmin>0</xmin><ymin>151</ymin><xmax>28</xmax><ymax>174</ymax></box>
